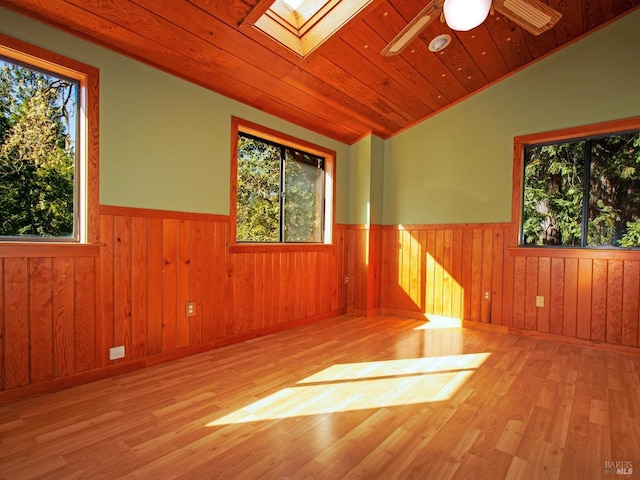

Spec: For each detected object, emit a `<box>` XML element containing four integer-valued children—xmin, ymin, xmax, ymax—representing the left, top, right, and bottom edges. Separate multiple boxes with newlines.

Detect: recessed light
<box><xmin>429</xmin><ymin>34</ymin><xmax>451</xmax><ymax>52</ymax></box>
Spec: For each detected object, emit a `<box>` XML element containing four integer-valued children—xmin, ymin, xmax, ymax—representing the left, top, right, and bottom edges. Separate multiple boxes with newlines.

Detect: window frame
<box><xmin>230</xmin><ymin>116</ymin><xmax>335</xmax><ymax>253</ymax></box>
<box><xmin>511</xmin><ymin>116</ymin><xmax>640</xmax><ymax>257</ymax></box>
<box><xmin>0</xmin><ymin>33</ymin><xmax>99</xmax><ymax>256</ymax></box>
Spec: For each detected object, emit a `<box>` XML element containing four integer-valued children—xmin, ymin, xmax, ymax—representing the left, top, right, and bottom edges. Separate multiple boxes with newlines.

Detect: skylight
<box><xmin>252</xmin><ymin>0</ymin><xmax>374</xmax><ymax>57</ymax></box>
<box><xmin>281</xmin><ymin>0</ymin><xmax>304</xmax><ymax>10</ymax></box>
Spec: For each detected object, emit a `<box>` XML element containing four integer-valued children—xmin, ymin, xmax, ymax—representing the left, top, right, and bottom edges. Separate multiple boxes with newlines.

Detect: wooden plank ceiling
<box><xmin>1</xmin><ymin>0</ymin><xmax>638</xmax><ymax>144</ymax></box>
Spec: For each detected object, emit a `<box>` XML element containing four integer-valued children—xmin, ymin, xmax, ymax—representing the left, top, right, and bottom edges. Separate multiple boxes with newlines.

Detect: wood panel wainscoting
<box><xmin>342</xmin><ymin>224</ymin><xmax>382</xmax><ymax>316</ymax></box>
<box><xmin>0</xmin><ymin>206</ymin><xmax>348</xmax><ymax>403</ymax></box>
<box><xmin>2</xmin><ymin>217</ymin><xmax>640</xmax><ymax>404</ymax></box>
<box><xmin>374</xmin><ymin>223</ymin><xmax>640</xmax><ymax>355</ymax></box>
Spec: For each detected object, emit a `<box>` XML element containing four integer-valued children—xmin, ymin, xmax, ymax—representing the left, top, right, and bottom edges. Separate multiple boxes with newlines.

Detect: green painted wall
<box><xmin>347</xmin><ymin>134</ymin><xmax>384</xmax><ymax>225</ymax></box>
<box><xmin>348</xmin><ymin>137</ymin><xmax>372</xmax><ymax>225</ymax></box>
<box><xmin>383</xmin><ymin>9</ymin><xmax>640</xmax><ymax>226</ymax></box>
<box><xmin>0</xmin><ymin>7</ymin><xmax>350</xmax><ymax>221</ymax></box>
<box><xmin>348</xmin><ymin>135</ymin><xmax>371</xmax><ymax>225</ymax></box>
<box><xmin>369</xmin><ymin>135</ymin><xmax>385</xmax><ymax>226</ymax></box>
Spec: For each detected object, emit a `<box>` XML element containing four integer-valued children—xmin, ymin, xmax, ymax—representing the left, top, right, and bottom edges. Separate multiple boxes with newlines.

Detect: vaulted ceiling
<box><xmin>1</xmin><ymin>0</ymin><xmax>638</xmax><ymax>144</ymax></box>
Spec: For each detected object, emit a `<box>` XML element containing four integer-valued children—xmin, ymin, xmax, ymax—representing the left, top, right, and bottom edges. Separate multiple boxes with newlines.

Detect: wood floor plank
<box><xmin>0</xmin><ymin>314</ymin><xmax>639</xmax><ymax>479</ymax></box>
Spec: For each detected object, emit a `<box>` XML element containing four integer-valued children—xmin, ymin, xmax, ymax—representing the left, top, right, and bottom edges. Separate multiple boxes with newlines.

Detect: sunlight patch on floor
<box><xmin>207</xmin><ymin>353</ymin><xmax>489</xmax><ymax>426</ymax></box>
<box><xmin>415</xmin><ymin>315</ymin><xmax>463</xmax><ymax>330</ymax></box>
<box><xmin>300</xmin><ymin>353</ymin><xmax>487</xmax><ymax>383</ymax></box>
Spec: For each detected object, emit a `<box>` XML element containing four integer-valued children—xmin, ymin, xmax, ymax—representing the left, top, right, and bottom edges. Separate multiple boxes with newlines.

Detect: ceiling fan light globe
<box><xmin>443</xmin><ymin>0</ymin><xmax>492</xmax><ymax>31</ymax></box>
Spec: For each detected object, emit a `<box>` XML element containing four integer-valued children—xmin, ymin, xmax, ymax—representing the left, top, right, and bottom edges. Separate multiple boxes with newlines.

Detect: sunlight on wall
<box><xmin>397</xmin><ymin>225</ymin><xmax>421</xmax><ymax>308</ymax></box>
<box><xmin>206</xmin><ymin>353</ymin><xmax>489</xmax><ymax>426</ymax></box>
<box><xmin>395</xmin><ymin>226</ymin><xmax>464</xmax><ymax>318</ymax></box>
<box><xmin>425</xmin><ymin>251</ymin><xmax>463</xmax><ymax>318</ymax></box>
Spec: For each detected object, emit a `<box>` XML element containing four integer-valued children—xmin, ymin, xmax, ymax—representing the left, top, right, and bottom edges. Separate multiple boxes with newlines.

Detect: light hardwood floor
<box><xmin>1</xmin><ymin>314</ymin><xmax>639</xmax><ymax>479</ymax></box>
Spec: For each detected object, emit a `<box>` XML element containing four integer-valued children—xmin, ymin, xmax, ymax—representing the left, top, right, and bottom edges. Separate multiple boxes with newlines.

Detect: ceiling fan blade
<box><xmin>381</xmin><ymin>1</ymin><xmax>440</xmax><ymax>56</ymax></box>
<box><xmin>493</xmin><ymin>0</ymin><xmax>562</xmax><ymax>35</ymax></box>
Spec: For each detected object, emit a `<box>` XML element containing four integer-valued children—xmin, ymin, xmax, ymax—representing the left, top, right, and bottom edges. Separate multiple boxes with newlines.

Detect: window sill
<box><xmin>0</xmin><ymin>242</ymin><xmax>102</xmax><ymax>258</ymax></box>
<box><xmin>508</xmin><ymin>246</ymin><xmax>640</xmax><ymax>261</ymax></box>
<box><xmin>229</xmin><ymin>243</ymin><xmax>335</xmax><ymax>254</ymax></box>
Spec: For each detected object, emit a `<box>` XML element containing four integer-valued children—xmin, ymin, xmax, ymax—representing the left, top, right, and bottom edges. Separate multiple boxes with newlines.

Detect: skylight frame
<box><xmin>250</xmin><ymin>0</ymin><xmax>375</xmax><ymax>57</ymax></box>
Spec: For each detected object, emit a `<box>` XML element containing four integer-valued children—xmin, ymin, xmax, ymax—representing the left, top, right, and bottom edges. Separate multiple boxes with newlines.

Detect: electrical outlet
<box><xmin>483</xmin><ymin>290</ymin><xmax>491</xmax><ymax>301</ymax></box>
<box><xmin>536</xmin><ymin>296</ymin><xmax>545</xmax><ymax>308</ymax></box>
<box><xmin>185</xmin><ymin>301</ymin><xmax>196</xmax><ymax>317</ymax></box>
<box><xmin>109</xmin><ymin>345</ymin><xmax>125</xmax><ymax>360</ymax></box>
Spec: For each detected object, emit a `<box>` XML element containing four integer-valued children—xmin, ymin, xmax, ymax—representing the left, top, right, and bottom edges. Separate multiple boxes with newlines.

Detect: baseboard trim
<box><xmin>0</xmin><ymin>360</ymin><xmax>145</xmax><ymax>405</ymax></box>
<box><xmin>347</xmin><ymin>307</ymin><xmax>381</xmax><ymax>317</ymax></box>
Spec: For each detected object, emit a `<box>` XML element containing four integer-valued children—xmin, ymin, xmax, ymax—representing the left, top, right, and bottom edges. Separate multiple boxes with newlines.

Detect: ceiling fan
<box><xmin>381</xmin><ymin>0</ymin><xmax>562</xmax><ymax>56</ymax></box>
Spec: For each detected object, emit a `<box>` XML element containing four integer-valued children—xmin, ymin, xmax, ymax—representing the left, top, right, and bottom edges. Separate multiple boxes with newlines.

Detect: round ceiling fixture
<box><xmin>428</xmin><ymin>34</ymin><xmax>451</xmax><ymax>52</ymax></box>
<box><xmin>444</xmin><ymin>0</ymin><xmax>492</xmax><ymax>31</ymax></box>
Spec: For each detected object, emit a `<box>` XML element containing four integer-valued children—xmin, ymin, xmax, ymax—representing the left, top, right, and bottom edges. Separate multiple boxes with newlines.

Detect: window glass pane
<box><xmin>236</xmin><ymin>135</ymin><xmax>280</xmax><ymax>242</ymax></box>
<box><xmin>588</xmin><ymin>132</ymin><xmax>640</xmax><ymax>247</ymax></box>
<box><xmin>284</xmin><ymin>149</ymin><xmax>323</xmax><ymax>242</ymax></box>
<box><xmin>523</xmin><ymin>142</ymin><xmax>584</xmax><ymax>246</ymax></box>
<box><xmin>0</xmin><ymin>58</ymin><xmax>78</xmax><ymax>238</ymax></box>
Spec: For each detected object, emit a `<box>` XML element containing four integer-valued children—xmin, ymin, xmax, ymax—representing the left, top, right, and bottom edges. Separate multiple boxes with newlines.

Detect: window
<box><xmin>517</xmin><ymin>119</ymin><xmax>640</xmax><ymax>249</ymax></box>
<box><xmin>231</xmin><ymin>117</ymin><xmax>334</xmax><ymax>247</ymax></box>
<box><xmin>0</xmin><ymin>34</ymin><xmax>98</xmax><ymax>245</ymax></box>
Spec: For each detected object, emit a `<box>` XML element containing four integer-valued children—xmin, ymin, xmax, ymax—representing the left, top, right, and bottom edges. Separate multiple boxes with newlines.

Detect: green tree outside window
<box><xmin>523</xmin><ymin>131</ymin><xmax>640</xmax><ymax>248</ymax></box>
<box><xmin>236</xmin><ymin>132</ymin><xmax>324</xmax><ymax>243</ymax></box>
<box><xmin>0</xmin><ymin>59</ymin><xmax>78</xmax><ymax>238</ymax></box>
